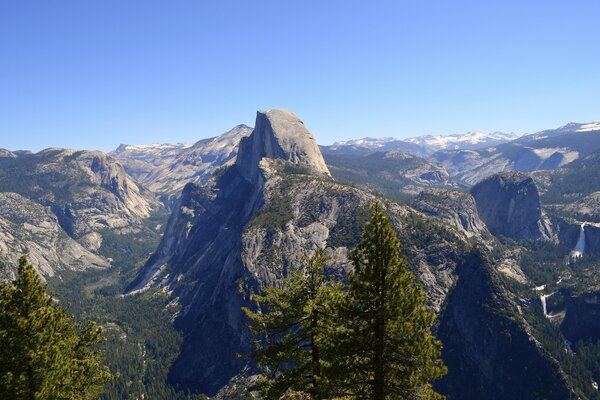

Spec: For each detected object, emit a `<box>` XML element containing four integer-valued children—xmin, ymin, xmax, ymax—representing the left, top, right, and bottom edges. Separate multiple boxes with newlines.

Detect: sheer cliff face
<box><xmin>127</xmin><ymin>110</ymin><xmax>573</xmax><ymax>398</ymax></box>
<box><xmin>437</xmin><ymin>250</ymin><xmax>571</xmax><ymax>400</ymax></box>
<box><xmin>470</xmin><ymin>172</ymin><xmax>552</xmax><ymax>240</ymax></box>
<box><xmin>235</xmin><ymin>110</ymin><xmax>330</xmax><ymax>182</ymax></box>
<box><xmin>128</xmin><ymin>110</ymin><xmax>464</xmax><ymax>394</ymax></box>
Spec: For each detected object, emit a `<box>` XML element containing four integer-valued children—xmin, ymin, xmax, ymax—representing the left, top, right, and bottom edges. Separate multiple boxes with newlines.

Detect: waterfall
<box><xmin>572</xmin><ymin>222</ymin><xmax>586</xmax><ymax>258</ymax></box>
<box><xmin>540</xmin><ymin>292</ymin><xmax>556</xmax><ymax>318</ymax></box>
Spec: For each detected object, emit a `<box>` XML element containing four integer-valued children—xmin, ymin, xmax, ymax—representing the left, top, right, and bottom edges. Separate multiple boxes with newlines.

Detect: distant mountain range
<box><xmin>111</xmin><ymin>125</ymin><xmax>252</xmax><ymax>196</ymax></box>
<box><xmin>405</xmin><ymin>130</ymin><xmax>519</xmax><ymax>151</ymax></box>
<box><xmin>322</xmin><ymin>130</ymin><xmax>520</xmax><ymax>156</ymax></box>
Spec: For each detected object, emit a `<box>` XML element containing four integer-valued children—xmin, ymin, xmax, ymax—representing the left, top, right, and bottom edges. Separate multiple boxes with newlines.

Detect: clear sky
<box><xmin>1</xmin><ymin>1</ymin><xmax>599</xmax><ymax>152</ymax></box>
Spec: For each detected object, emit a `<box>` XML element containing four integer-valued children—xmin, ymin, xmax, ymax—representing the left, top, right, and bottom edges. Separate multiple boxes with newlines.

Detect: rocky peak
<box><xmin>0</xmin><ymin>148</ymin><xmax>160</xmax><ymax>251</ymax></box>
<box><xmin>0</xmin><ymin>192</ymin><xmax>109</xmax><ymax>280</ymax></box>
<box><xmin>0</xmin><ymin>149</ymin><xmax>17</xmax><ymax>158</ymax></box>
<box><xmin>112</xmin><ymin>126</ymin><xmax>253</xmax><ymax>195</ymax></box>
<box><xmin>235</xmin><ymin>109</ymin><xmax>331</xmax><ymax>182</ymax></box>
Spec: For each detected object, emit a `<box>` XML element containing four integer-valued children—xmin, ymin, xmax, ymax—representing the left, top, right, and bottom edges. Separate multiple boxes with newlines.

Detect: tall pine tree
<box><xmin>243</xmin><ymin>249</ymin><xmax>343</xmax><ymax>400</ymax></box>
<box><xmin>340</xmin><ymin>203</ymin><xmax>447</xmax><ymax>399</ymax></box>
<box><xmin>0</xmin><ymin>256</ymin><xmax>112</xmax><ymax>399</ymax></box>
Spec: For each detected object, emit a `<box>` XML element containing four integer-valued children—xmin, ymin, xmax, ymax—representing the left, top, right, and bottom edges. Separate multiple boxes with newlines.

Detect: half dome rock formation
<box><xmin>126</xmin><ymin>110</ymin><xmax>461</xmax><ymax>394</ymax></box>
<box><xmin>236</xmin><ymin>109</ymin><xmax>331</xmax><ymax>182</ymax></box>
<box><xmin>470</xmin><ymin>172</ymin><xmax>552</xmax><ymax>240</ymax></box>
<box><xmin>125</xmin><ymin>110</ymin><xmax>572</xmax><ymax>399</ymax></box>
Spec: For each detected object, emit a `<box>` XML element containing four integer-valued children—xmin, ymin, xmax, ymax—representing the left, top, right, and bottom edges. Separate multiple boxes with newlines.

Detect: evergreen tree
<box><xmin>340</xmin><ymin>203</ymin><xmax>447</xmax><ymax>399</ymax></box>
<box><xmin>0</xmin><ymin>256</ymin><xmax>112</xmax><ymax>399</ymax></box>
<box><xmin>243</xmin><ymin>249</ymin><xmax>342</xmax><ymax>400</ymax></box>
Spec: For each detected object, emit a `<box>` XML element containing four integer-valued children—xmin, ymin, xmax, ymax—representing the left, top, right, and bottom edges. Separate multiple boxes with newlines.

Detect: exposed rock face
<box><xmin>130</xmin><ymin>167</ymin><xmax>464</xmax><ymax>395</ymax></box>
<box><xmin>0</xmin><ymin>148</ymin><xmax>17</xmax><ymax>158</ymax></box>
<box><xmin>236</xmin><ymin>110</ymin><xmax>330</xmax><ymax>182</ymax></box>
<box><xmin>126</xmin><ymin>110</ymin><xmax>573</xmax><ymax>398</ymax></box>
<box><xmin>112</xmin><ymin>125</ymin><xmax>253</xmax><ymax>195</ymax></box>
<box><xmin>470</xmin><ymin>172</ymin><xmax>552</xmax><ymax>240</ymax></box>
<box><xmin>558</xmin><ymin>221</ymin><xmax>600</xmax><ymax>256</ymax></box>
<box><xmin>413</xmin><ymin>189</ymin><xmax>488</xmax><ymax>236</ymax></box>
<box><xmin>0</xmin><ymin>193</ymin><xmax>109</xmax><ymax>279</ymax></box>
<box><xmin>111</xmin><ymin>143</ymin><xmax>191</xmax><ymax>185</ymax></box>
<box><xmin>127</xmin><ymin>110</ymin><xmax>465</xmax><ymax>395</ymax></box>
<box><xmin>0</xmin><ymin>149</ymin><xmax>160</xmax><ymax>251</ymax></box>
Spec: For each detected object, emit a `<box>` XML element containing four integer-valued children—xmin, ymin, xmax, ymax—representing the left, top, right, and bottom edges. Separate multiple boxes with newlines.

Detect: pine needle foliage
<box><xmin>243</xmin><ymin>249</ymin><xmax>343</xmax><ymax>400</ymax></box>
<box><xmin>340</xmin><ymin>202</ymin><xmax>447</xmax><ymax>399</ymax></box>
<box><xmin>0</xmin><ymin>256</ymin><xmax>112</xmax><ymax>399</ymax></box>
<box><xmin>244</xmin><ymin>203</ymin><xmax>447</xmax><ymax>399</ymax></box>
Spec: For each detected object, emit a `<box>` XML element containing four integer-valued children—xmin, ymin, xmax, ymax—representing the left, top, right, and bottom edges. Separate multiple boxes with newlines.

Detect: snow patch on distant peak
<box><xmin>405</xmin><ymin>130</ymin><xmax>518</xmax><ymax>150</ymax></box>
<box><xmin>116</xmin><ymin>143</ymin><xmax>191</xmax><ymax>153</ymax></box>
<box><xmin>577</xmin><ymin>122</ymin><xmax>600</xmax><ymax>132</ymax></box>
<box><xmin>331</xmin><ymin>137</ymin><xmax>397</xmax><ymax>149</ymax></box>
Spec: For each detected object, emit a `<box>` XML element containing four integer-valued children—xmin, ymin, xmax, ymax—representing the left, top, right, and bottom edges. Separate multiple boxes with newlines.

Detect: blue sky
<box><xmin>1</xmin><ymin>1</ymin><xmax>599</xmax><ymax>151</ymax></box>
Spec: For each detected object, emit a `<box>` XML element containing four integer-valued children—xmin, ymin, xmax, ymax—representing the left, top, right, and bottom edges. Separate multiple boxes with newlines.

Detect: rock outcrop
<box><xmin>112</xmin><ymin>125</ymin><xmax>253</xmax><ymax>195</ymax></box>
<box><xmin>0</xmin><ymin>149</ymin><xmax>161</xmax><ymax>251</ymax></box>
<box><xmin>0</xmin><ymin>192</ymin><xmax>109</xmax><ymax>279</ymax></box>
<box><xmin>111</xmin><ymin>143</ymin><xmax>191</xmax><ymax>186</ymax></box>
<box><xmin>0</xmin><ymin>148</ymin><xmax>17</xmax><ymax>158</ymax></box>
<box><xmin>470</xmin><ymin>172</ymin><xmax>552</xmax><ymax>240</ymax></box>
<box><xmin>413</xmin><ymin>189</ymin><xmax>488</xmax><ymax>236</ymax></box>
<box><xmin>127</xmin><ymin>110</ymin><xmax>465</xmax><ymax>395</ymax></box>
<box><xmin>126</xmin><ymin>110</ymin><xmax>572</xmax><ymax>398</ymax></box>
<box><xmin>236</xmin><ymin>110</ymin><xmax>330</xmax><ymax>182</ymax></box>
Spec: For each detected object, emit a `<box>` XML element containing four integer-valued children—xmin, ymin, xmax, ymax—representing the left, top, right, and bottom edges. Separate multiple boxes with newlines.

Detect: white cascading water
<box><xmin>572</xmin><ymin>222</ymin><xmax>587</xmax><ymax>258</ymax></box>
<box><xmin>539</xmin><ymin>223</ymin><xmax>587</xmax><ymax>318</ymax></box>
<box><xmin>541</xmin><ymin>293</ymin><xmax>552</xmax><ymax>318</ymax></box>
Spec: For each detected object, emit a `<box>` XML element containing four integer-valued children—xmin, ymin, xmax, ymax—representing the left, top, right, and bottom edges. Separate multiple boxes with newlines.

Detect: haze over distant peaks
<box><xmin>406</xmin><ymin>130</ymin><xmax>519</xmax><ymax>151</ymax></box>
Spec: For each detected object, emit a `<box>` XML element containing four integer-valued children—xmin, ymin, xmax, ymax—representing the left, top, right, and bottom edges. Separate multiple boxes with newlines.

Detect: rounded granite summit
<box><xmin>235</xmin><ymin>109</ymin><xmax>331</xmax><ymax>181</ymax></box>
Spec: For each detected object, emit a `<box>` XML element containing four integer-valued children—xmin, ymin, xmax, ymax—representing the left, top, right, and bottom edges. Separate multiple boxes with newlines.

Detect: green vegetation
<box><xmin>0</xmin><ymin>152</ymin><xmax>94</xmax><ymax>203</ymax></box>
<box><xmin>52</xmin><ymin>265</ymin><xmax>205</xmax><ymax>400</ymax></box>
<box><xmin>249</xmin><ymin>193</ymin><xmax>294</xmax><ymax>231</ymax></box>
<box><xmin>515</xmin><ymin>238</ymin><xmax>570</xmax><ymax>285</ymax></box>
<box><xmin>340</xmin><ymin>203</ymin><xmax>447</xmax><ymax>399</ymax></box>
<box><xmin>523</xmin><ymin>304</ymin><xmax>600</xmax><ymax>400</ymax></box>
<box><xmin>43</xmin><ymin>210</ymin><xmax>206</xmax><ymax>400</ymax></box>
<box><xmin>541</xmin><ymin>150</ymin><xmax>600</xmax><ymax>205</ymax></box>
<box><xmin>326</xmin><ymin>202</ymin><xmax>371</xmax><ymax>248</ymax></box>
<box><xmin>244</xmin><ymin>249</ymin><xmax>343</xmax><ymax>399</ymax></box>
<box><xmin>0</xmin><ymin>256</ymin><xmax>112</xmax><ymax>399</ymax></box>
<box><xmin>499</xmin><ymin>233</ymin><xmax>600</xmax><ymax>399</ymax></box>
<box><xmin>245</xmin><ymin>204</ymin><xmax>446</xmax><ymax>399</ymax></box>
<box><xmin>324</xmin><ymin>152</ymin><xmax>440</xmax><ymax>202</ymax></box>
